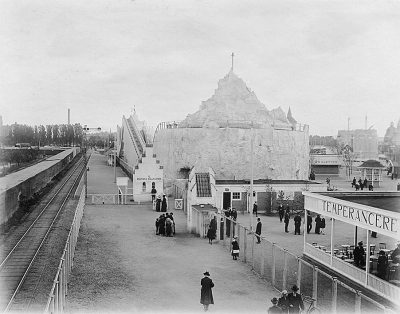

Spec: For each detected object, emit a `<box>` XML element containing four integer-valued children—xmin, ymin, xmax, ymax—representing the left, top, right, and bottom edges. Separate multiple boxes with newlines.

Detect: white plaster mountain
<box><xmin>180</xmin><ymin>70</ymin><xmax>292</xmax><ymax>128</ymax></box>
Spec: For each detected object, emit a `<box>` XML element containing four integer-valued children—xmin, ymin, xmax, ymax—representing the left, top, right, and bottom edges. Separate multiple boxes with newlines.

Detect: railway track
<box><xmin>0</xmin><ymin>156</ymin><xmax>86</xmax><ymax>312</ymax></box>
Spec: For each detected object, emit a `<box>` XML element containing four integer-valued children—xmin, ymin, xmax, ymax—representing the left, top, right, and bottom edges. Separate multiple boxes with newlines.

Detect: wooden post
<box><xmin>272</xmin><ymin>243</ymin><xmax>276</xmax><ymax>287</ymax></box>
<box><xmin>282</xmin><ymin>250</ymin><xmax>288</xmax><ymax>290</ymax></box>
<box><xmin>312</xmin><ymin>266</ymin><xmax>318</xmax><ymax>302</ymax></box>
<box><xmin>355</xmin><ymin>291</ymin><xmax>362</xmax><ymax>314</ymax></box>
<box><xmin>332</xmin><ymin>277</ymin><xmax>338</xmax><ymax>314</ymax></box>
<box><xmin>260</xmin><ymin>242</ymin><xmax>265</xmax><ymax>278</ymax></box>
<box><xmin>243</xmin><ymin>229</ymin><xmax>248</xmax><ymax>263</ymax></box>
<box><xmin>297</xmin><ymin>258</ymin><xmax>302</xmax><ymax>289</ymax></box>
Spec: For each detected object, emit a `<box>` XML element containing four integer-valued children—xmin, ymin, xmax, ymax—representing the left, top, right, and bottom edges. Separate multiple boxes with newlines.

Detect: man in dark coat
<box><xmin>288</xmin><ymin>285</ymin><xmax>304</xmax><ymax>314</ymax></box>
<box><xmin>294</xmin><ymin>214</ymin><xmax>301</xmax><ymax>235</ymax></box>
<box><xmin>255</xmin><ymin>218</ymin><xmax>262</xmax><ymax>243</ymax></box>
<box><xmin>352</xmin><ymin>177</ymin><xmax>357</xmax><ymax>187</ymax></box>
<box><xmin>200</xmin><ymin>271</ymin><xmax>214</xmax><ymax>311</ymax></box>
<box><xmin>278</xmin><ymin>290</ymin><xmax>290</xmax><ymax>313</ymax></box>
<box><xmin>253</xmin><ymin>201</ymin><xmax>258</xmax><ymax>217</ymax></box>
<box><xmin>284</xmin><ymin>210</ymin><xmax>290</xmax><ymax>233</ymax></box>
<box><xmin>278</xmin><ymin>204</ymin><xmax>284</xmax><ymax>222</ymax></box>
<box><xmin>314</xmin><ymin>215</ymin><xmax>321</xmax><ymax>234</ymax></box>
<box><xmin>161</xmin><ymin>194</ymin><xmax>168</xmax><ymax>212</ymax></box>
<box><xmin>155</xmin><ymin>195</ymin><xmax>161</xmax><ymax>212</ymax></box>
<box><xmin>353</xmin><ymin>241</ymin><xmax>365</xmax><ymax>268</ymax></box>
<box><xmin>158</xmin><ymin>214</ymin><xmax>166</xmax><ymax>236</ymax></box>
<box><xmin>306</xmin><ymin>213</ymin><xmax>312</xmax><ymax>234</ymax></box>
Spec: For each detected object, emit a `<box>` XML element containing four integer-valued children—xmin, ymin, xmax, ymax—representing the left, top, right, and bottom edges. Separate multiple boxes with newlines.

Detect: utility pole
<box><xmin>250</xmin><ymin>125</ymin><xmax>254</xmax><ymax>231</ymax></box>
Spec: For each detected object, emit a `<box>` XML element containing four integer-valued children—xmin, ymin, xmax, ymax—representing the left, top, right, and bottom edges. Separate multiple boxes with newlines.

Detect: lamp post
<box><xmin>249</xmin><ymin>126</ymin><xmax>254</xmax><ymax>231</ymax></box>
<box><xmin>82</xmin><ymin>125</ymin><xmax>101</xmax><ymax>198</ymax></box>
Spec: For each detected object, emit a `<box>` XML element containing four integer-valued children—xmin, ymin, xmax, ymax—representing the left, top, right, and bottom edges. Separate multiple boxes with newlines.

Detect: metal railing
<box><xmin>44</xmin><ymin>187</ymin><xmax>85</xmax><ymax>313</ymax></box>
<box><xmin>189</xmin><ymin>207</ymin><xmax>397</xmax><ymax>314</ymax></box>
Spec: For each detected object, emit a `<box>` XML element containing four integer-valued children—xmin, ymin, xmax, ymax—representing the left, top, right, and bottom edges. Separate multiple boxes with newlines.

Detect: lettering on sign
<box><xmin>322</xmin><ymin>200</ymin><xmax>397</xmax><ymax>234</ymax></box>
<box><xmin>136</xmin><ymin>175</ymin><xmax>162</xmax><ymax>181</ymax></box>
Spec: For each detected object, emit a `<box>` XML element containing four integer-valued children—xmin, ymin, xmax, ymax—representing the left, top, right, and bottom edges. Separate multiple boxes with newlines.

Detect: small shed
<box><xmin>358</xmin><ymin>160</ymin><xmax>385</xmax><ymax>187</ymax></box>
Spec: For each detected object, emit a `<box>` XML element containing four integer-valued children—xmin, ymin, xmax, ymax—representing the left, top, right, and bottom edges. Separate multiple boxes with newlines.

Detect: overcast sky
<box><xmin>1</xmin><ymin>0</ymin><xmax>399</xmax><ymax>136</ymax></box>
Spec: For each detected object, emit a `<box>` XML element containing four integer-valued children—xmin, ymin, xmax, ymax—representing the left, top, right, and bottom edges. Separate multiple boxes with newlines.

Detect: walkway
<box><xmin>66</xmin><ymin>152</ymin><xmax>277</xmax><ymax>313</ymax></box>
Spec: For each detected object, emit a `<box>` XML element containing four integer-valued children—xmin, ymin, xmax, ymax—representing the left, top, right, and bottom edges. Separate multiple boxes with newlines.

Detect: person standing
<box><xmin>155</xmin><ymin>217</ymin><xmax>160</xmax><ymax>235</ymax></box>
<box><xmin>377</xmin><ymin>250</ymin><xmax>388</xmax><ymax>279</ymax></box>
<box><xmin>352</xmin><ymin>177</ymin><xmax>357</xmax><ymax>188</ymax></box>
<box><xmin>288</xmin><ymin>285</ymin><xmax>304</xmax><ymax>314</ymax></box>
<box><xmin>306</xmin><ymin>213</ymin><xmax>312</xmax><ymax>234</ymax></box>
<box><xmin>253</xmin><ymin>201</ymin><xmax>258</xmax><ymax>217</ymax></box>
<box><xmin>294</xmin><ymin>213</ymin><xmax>301</xmax><ymax>235</ymax></box>
<box><xmin>363</xmin><ymin>178</ymin><xmax>368</xmax><ymax>189</ymax></box>
<box><xmin>278</xmin><ymin>290</ymin><xmax>290</xmax><ymax>313</ymax></box>
<box><xmin>320</xmin><ymin>217</ymin><xmax>326</xmax><ymax>235</ymax></box>
<box><xmin>155</xmin><ymin>195</ymin><xmax>161</xmax><ymax>212</ymax></box>
<box><xmin>255</xmin><ymin>218</ymin><xmax>262</xmax><ymax>243</ymax></box>
<box><xmin>231</xmin><ymin>237</ymin><xmax>240</xmax><ymax>260</ymax></box>
<box><xmin>158</xmin><ymin>214</ymin><xmax>166</xmax><ymax>236</ymax></box>
<box><xmin>161</xmin><ymin>194</ymin><xmax>168</xmax><ymax>212</ymax></box>
<box><xmin>200</xmin><ymin>271</ymin><xmax>214</xmax><ymax>312</ymax></box>
<box><xmin>315</xmin><ymin>215</ymin><xmax>321</xmax><ymax>234</ymax></box>
<box><xmin>268</xmin><ymin>297</ymin><xmax>282</xmax><ymax>314</ymax></box>
<box><xmin>353</xmin><ymin>241</ymin><xmax>365</xmax><ymax>268</ymax></box>
<box><xmin>278</xmin><ymin>204</ymin><xmax>284</xmax><ymax>222</ymax></box>
<box><xmin>151</xmin><ymin>187</ymin><xmax>157</xmax><ymax>202</ymax></box>
<box><xmin>207</xmin><ymin>224</ymin><xmax>215</xmax><ymax>244</ymax></box>
<box><xmin>284</xmin><ymin>209</ymin><xmax>290</xmax><ymax>233</ymax></box>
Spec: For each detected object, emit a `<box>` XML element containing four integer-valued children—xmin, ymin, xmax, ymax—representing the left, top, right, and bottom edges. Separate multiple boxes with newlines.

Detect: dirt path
<box><xmin>66</xmin><ymin>204</ymin><xmax>277</xmax><ymax>313</ymax></box>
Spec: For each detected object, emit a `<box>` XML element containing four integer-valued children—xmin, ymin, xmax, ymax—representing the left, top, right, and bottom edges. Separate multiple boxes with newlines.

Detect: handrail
<box><xmin>43</xmin><ymin>188</ymin><xmax>86</xmax><ymax>313</ymax></box>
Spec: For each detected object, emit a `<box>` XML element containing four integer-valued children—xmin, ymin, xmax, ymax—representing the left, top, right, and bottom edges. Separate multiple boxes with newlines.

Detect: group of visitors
<box><xmin>155</xmin><ymin>194</ymin><xmax>168</xmax><ymax>212</ymax></box>
<box><xmin>155</xmin><ymin>212</ymin><xmax>175</xmax><ymax>237</ymax></box>
<box><xmin>278</xmin><ymin>204</ymin><xmax>303</xmax><ymax>235</ymax></box>
<box><xmin>201</xmin><ymin>271</ymin><xmax>304</xmax><ymax>313</ymax></box>
<box><xmin>351</xmin><ymin>177</ymin><xmax>373</xmax><ymax>191</ymax></box>
<box><xmin>307</xmin><ymin>213</ymin><xmax>326</xmax><ymax>234</ymax></box>
<box><xmin>268</xmin><ymin>285</ymin><xmax>304</xmax><ymax>314</ymax></box>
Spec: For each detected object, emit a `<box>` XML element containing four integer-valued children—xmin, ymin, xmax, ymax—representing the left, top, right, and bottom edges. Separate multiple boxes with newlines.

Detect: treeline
<box><xmin>1</xmin><ymin>123</ymin><xmax>84</xmax><ymax>147</ymax></box>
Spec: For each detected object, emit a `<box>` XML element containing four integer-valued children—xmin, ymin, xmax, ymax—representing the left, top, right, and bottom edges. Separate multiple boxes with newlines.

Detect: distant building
<box><xmin>337</xmin><ymin>129</ymin><xmax>378</xmax><ymax>161</ymax></box>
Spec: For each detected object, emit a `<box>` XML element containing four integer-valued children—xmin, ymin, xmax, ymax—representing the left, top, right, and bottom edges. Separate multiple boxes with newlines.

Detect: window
<box><xmin>232</xmin><ymin>192</ymin><xmax>241</xmax><ymax>200</ymax></box>
<box><xmin>195</xmin><ymin>173</ymin><xmax>212</xmax><ymax>197</ymax></box>
<box><xmin>142</xmin><ymin>182</ymin><xmax>146</xmax><ymax>192</ymax></box>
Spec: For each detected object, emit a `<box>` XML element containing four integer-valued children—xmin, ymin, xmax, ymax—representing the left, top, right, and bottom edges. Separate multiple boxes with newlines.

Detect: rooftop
<box><xmin>319</xmin><ymin>191</ymin><xmax>400</xmax><ymax>213</ymax></box>
<box><xmin>216</xmin><ymin>179</ymin><xmax>321</xmax><ymax>185</ymax></box>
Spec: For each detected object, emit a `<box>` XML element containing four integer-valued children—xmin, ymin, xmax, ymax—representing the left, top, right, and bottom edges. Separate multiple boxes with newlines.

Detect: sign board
<box><xmin>311</xmin><ymin>154</ymin><xmax>341</xmax><ymax>165</ymax></box>
<box><xmin>276</xmin><ymin>190</ymin><xmax>295</xmax><ymax>200</ymax></box>
<box><xmin>116</xmin><ymin>177</ymin><xmax>129</xmax><ymax>186</ymax></box>
<box><xmin>135</xmin><ymin>175</ymin><xmax>162</xmax><ymax>181</ymax></box>
<box><xmin>175</xmin><ymin>199</ymin><xmax>183</xmax><ymax>210</ymax></box>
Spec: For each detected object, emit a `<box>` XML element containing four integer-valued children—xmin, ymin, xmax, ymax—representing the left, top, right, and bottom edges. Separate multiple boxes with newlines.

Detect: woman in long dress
<box><xmin>231</xmin><ymin>237</ymin><xmax>240</xmax><ymax>260</ymax></box>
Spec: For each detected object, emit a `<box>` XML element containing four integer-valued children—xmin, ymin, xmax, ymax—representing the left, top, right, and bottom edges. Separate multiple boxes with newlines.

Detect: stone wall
<box><xmin>153</xmin><ymin>126</ymin><xmax>309</xmax><ymax>184</ymax></box>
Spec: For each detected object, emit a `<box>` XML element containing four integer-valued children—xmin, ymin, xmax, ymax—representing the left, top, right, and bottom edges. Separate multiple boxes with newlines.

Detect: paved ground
<box><xmin>66</xmin><ymin>152</ymin><xmax>277</xmax><ymax>313</ymax></box>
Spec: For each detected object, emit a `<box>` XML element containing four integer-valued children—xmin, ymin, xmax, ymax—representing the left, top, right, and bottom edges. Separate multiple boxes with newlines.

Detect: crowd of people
<box><xmin>351</xmin><ymin>176</ymin><xmax>374</xmax><ymax>191</ymax></box>
<box><xmin>155</xmin><ymin>212</ymin><xmax>175</xmax><ymax>237</ymax></box>
<box><xmin>267</xmin><ymin>285</ymin><xmax>305</xmax><ymax>314</ymax></box>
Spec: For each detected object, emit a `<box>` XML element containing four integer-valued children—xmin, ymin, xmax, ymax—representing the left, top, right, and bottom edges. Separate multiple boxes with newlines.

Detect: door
<box><xmin>223</xmin><ymin>192</ymin><xmax>231</xmax><ymax>210</ymax></box>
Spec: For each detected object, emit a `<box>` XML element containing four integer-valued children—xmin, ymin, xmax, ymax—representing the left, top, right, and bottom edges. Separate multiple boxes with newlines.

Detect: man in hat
<box><xmin>161</xmin><ymin>194</ymin><xmax>168</xmax><ymax>212</ymax></box>
<box><xmin>268</xmin><ymin>297</ymin><xmax>282</xmax><ymax>313</ymax></box>
<box><xmin>155</xmin><ymin>195</ymin><xmax>162</xmax><ymax>212</ymax></box>
<box><xmin>253</xmin><ymin>201</ymin><xmax>258</xmax><ymax>217</ymax></box>
<box><xmin>255</xmin><ymin>218</ymin><xmax>262</xmax><ymax>243</ymax></box>
<box><xmin>353</xmin><ymin>241</ymin><xmax>365</xmax><ymax>268</ymax></box>
<box><xmin>200</xmin><ymin>271</ymin><xmax>214</xmax><ymax>312</ymax></box>
<box><xmin>288</xmin><ymin>285</ymin><xmax>304</xmax><ymax>314</ymax></box>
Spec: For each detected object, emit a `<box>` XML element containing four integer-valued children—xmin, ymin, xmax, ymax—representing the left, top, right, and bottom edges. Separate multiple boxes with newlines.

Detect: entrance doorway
<box><xmin>223</xmin><ymin>192</ymin><xmax>231</xmax><ymax>210</ymax></box>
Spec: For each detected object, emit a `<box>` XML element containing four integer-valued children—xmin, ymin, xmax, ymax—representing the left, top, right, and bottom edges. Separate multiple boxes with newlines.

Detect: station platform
<box><xmin>66</xmin><ymin>152</ymin><xmax>277</xmax><ymax>313</ymax></box>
